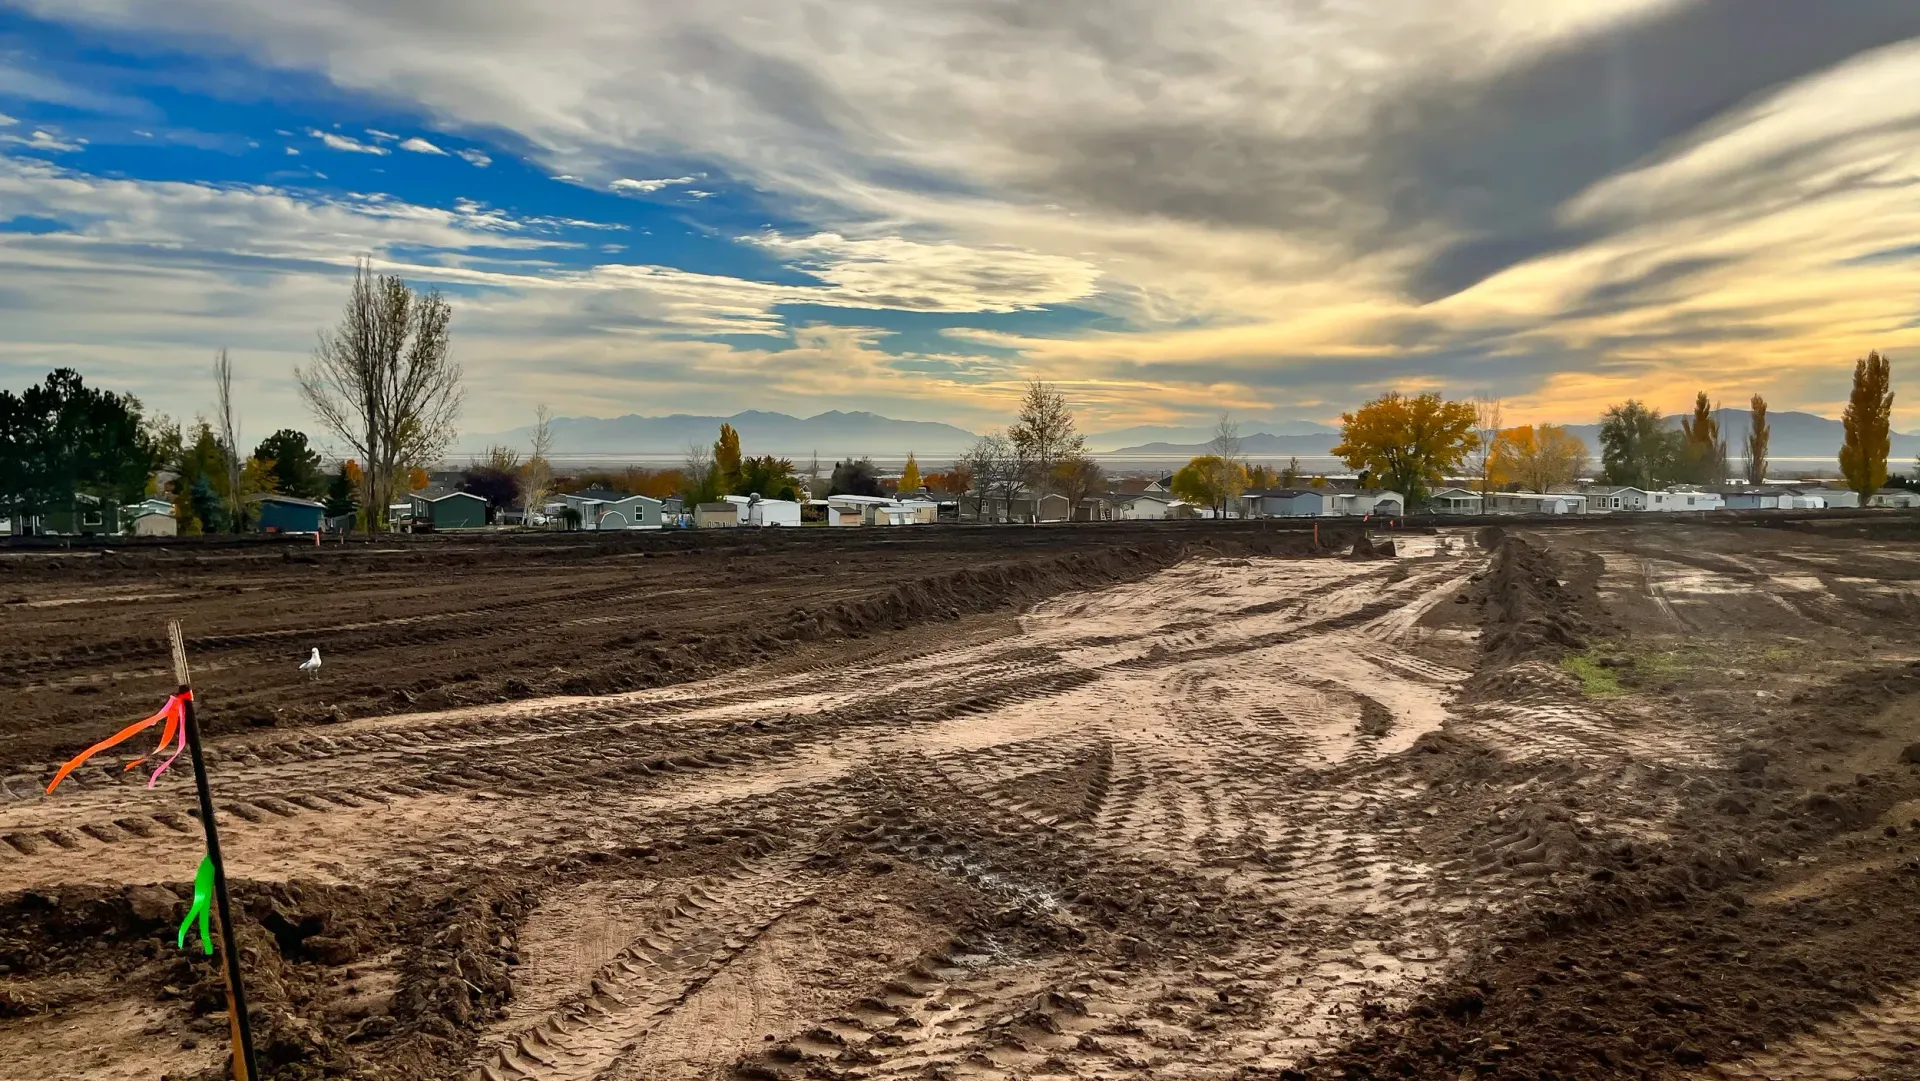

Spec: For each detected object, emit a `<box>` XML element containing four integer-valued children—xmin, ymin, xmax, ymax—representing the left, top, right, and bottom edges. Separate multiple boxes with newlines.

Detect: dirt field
<box><xmin>8</xmin><ymin>518</ymin><xmax>1920</xmax><ymax>1080</ymax></box>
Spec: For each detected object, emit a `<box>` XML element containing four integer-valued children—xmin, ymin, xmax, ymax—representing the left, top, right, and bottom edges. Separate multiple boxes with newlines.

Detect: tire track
<box><xmin>473</xmin><ymin>850</ymin><xmax>819</xmax><ymax>1081</ymax></box>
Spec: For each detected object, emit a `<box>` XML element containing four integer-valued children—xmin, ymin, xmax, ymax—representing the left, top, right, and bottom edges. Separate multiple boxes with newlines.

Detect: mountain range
<box><xmin>465</xmin><ymin>410</ymin><xmax>981</xmax><ymax>458</ymax></box>
<box><xmin>464</xmin><ymin>407</ymin><xmax>1920</xmax><ymax>466</ymax></box>
<box><xmin>1085</xmin><ymin>420</ymin><xmax>1339</xmax><ymax>453</ymax></box>
<box><xmin>1113</xmin><ymin>408</ymin><xmax>1920</xmax><ymax>463</ymax></box>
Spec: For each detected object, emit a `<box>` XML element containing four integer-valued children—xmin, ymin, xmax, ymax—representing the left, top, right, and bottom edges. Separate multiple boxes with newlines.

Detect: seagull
<box><xmin>299</xmin><ymin>648</ymin><xmax>322</xmax><ymax>677</ymax></box>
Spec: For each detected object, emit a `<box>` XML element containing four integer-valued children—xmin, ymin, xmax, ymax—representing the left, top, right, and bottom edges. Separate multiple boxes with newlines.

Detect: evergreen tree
<box><xmin>323</xmin><ymin>465</ymin><xmax>360</xmax><ymax>521</ymax></box>
<box><xmin>189</xmin><ymin>474</ymin><xmax>227</xmax><ymax>534</ymax></box>
<box><xmin>254</xmin><ymin>429</ymin><xmax>327</xmax><ymax>497</ymax></box>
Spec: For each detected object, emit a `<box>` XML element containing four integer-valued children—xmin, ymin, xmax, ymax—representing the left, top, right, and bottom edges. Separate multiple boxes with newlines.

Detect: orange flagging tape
<box><xmin>45</xmin><ymin>691</ymin><xmax>193</xmax><ymax>794</ymax></box>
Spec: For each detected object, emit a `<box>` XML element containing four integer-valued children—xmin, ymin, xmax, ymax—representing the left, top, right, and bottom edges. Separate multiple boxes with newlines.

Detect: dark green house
<box><xmin>409</xmin><ymin>489</ymin><xmax>488</xmax><ymax>531</ymax></box>
<box><xmin>39</xmin><ymin>493</ymin><xmax>121</xmax><ymax>536</ymax></box>
<box><xmin>254</xmin><ymin>494</ymin><xmax>326</xmax><ymax>534</ymax></box>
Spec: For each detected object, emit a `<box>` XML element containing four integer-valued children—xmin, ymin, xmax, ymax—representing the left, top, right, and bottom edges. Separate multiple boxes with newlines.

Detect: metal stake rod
<box><xmin>169</xmin><ymin>620</ymin><xmax>259</xmax><ymax>1081</ymax></box>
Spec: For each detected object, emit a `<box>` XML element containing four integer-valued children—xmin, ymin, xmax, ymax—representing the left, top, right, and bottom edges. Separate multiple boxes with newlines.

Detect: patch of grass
<box><xmin>1561</xmin><ymin>651</ymin><xmax>1625</xmax><ymax>697</ymax></box>
<box><xmin>1761</xmin><ymin>645</ymin><xmax>1799</xmax><ymax>667</ymax></box>
<box><xmin>1624</xmin><ymin>648</ymin><xmax>1691</xmax><ymax>686</ymax></box>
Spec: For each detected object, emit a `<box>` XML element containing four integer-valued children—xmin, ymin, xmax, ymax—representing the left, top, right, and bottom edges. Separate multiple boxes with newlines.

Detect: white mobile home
<box><xmin>1656</xmin><ymin>489</ymin><xmax>1725</xmax><ymax>512</ymax></box>
<box><xmin>1114</xmin><ymin>492</ymin><xmax>1177</xmax><ymax>520</ymax></box>
<box><xmin>1426</xmin><ymin>487</ymin><xmax>1483</xmax><ymax>515</ymax></box>
<box><xmin>723</xmin><ymin>494</ymin><xmax>802</xmax><ymax>527</ymax></box>
<box><xmin>1329</xmin><ymin>489</ymin><xmax>1405</xmax><ymax>517</ymax></box>
<box><xmin>1585</xmin><ymin>486</ymin><xmax>1654</xmax><ymax>512</ymax></box>
<box><xmin>1487</xmin><ymin>492</ymin><xmax>1588</xmax><ymax>515</ymax></box>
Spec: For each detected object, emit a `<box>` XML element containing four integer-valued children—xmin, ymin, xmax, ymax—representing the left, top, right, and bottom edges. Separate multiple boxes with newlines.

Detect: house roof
<box><xmin>1244</xmin><ymin>488</ymin><xmax>1325</xmax><ymax>498</ymax></box>
<box><xmin>695</xmin><ymin>502</ymin><xmax>739</xmax><ymax>512</ymax></box>
<box><xmin>574</xmin><ymin>487</ymin><xmax>625</xmax><ymax>502</ymax></box>
<box><xmin>1584</xmin><ymin>485</ymin><xmax>1649</xmax><ymax>496</ymax></box>
<box><xmin>251</xmin><ymin>494</ymin><xmax>326</xmax><ymax>508</ymax></box>
<box><xmin>412</xmin><ymin>488</ymin><xmax>486</xmax><ymax>503</ymax></box>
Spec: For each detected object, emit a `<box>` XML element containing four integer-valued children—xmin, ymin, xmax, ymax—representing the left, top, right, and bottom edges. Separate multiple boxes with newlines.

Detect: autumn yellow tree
<box><xmin>1245</xmin><ymin>464</ymin><xmax>1278</xmax><ymax>489</ymax></box>
<box><xmin>1744</xmin><ymin>394</ymin><xmax>1770</xmax><ymax>486</ymax></box>
<box><xmin>714</xmin><ymin>423</ymin><xmax>743</xmax><ymax>492</ymax></box>
<box><xmin>1331</xmin><ymin>392</ymin><xmax>1480</xmax><ymax>507</ymax></box>
<box><xmin>899</xmin><ymin>452</ymin><xmax>922</xmax><ymax>493</ymax></box>
<box><xmin>407</xmin><ymin>466</ymin><xmax>431</xmax><ymax>492</ymax></box>
<box><xmin>1489</xmin><ymin>424</ymin><xmax>1590</xmax><ymax>493</ymax></box>
<box><xmin>1841</xmin><ymin>350</ymin><xmax>1894</xmax><ymax>500</ymax></box>
<box><xmin>1171</xmin><ymin>455</ymin><xmax>1246</xmax><ymax>513</ymax></box>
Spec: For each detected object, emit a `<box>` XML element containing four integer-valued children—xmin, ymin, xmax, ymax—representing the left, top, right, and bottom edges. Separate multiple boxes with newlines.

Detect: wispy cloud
<box><xmin>399</xmin><ymin>136</ymin><xmax>446</xmax><ymax>155</ymax></box>
<box><xmin>307</xmin><ymin>128</ymin><xmax>387</xmax><ymax>155</ymax></box>
<box><xmin>10</xmin><ymin>0</ymin><xmax>1920</xmax><ymax>430</ymax></box>
<box><xmin>1</xmin><ymin>129</ymin><xmax>84</xmax><ymax>153</ymax></box>
<box><xmin>610</xmin><ymin>176</ymin><xmax>695</xmax><ymax>194</ymax></box>
<box><xmin>456</xmin><ymin>148</ymin><xmax>491</xmax><ymax>167</ymax></box>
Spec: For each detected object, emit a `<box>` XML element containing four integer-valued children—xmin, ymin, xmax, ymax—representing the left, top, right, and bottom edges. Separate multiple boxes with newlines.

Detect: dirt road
<box><xmin>9</xmin><ymin>520</ymin><xmax>1920</xmax><ymax>1080</ymax></box>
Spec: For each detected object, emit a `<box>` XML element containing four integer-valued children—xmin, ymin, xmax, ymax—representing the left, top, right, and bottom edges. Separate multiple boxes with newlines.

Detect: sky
<box><xmin>2</xmin><ymin>0</ymin><xmax>1920</xmax><ymax>448</ymax></box>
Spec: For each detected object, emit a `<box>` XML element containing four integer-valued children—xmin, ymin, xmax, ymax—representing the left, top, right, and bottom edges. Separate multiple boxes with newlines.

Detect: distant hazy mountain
<box><xmin>1558</xmin><ymin>409</ymin><xmax>1920</xmax><ymax>461</ymax></box>
<box><xmin>1114</xmin><ymin>432</ymin><xmax>1348</xmax><ymax>457</ymax></box>
<box><xmin>467</xmin><ymin>410</ymin><xmax>979</xmax><ymax>457</ymax></box>
<box><xmin>1089</xmin><ymin>419</ymin><xmax>1337</xmax><ymax>453</ymax></box>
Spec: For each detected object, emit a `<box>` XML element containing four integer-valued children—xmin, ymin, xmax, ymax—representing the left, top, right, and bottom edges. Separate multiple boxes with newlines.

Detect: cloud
<box><xmin>0</xmin><ymin>150</ymin><xmax>1116</xmax><ymax>433</ymax></box>
<box><xmin>399</xmin><ymin>136</ymin><xmax>446</xmax><ymax>155</ymax></box>
<box><xmin>456</xmin><ymin>148</ymin><xmax>491</xmax><ymax>167</ymax></box>
<box><xmin>307</xmin><ymin>128</ymin><xmax>387</xmax><ymax>155</ymax></box>
<box><xmin>751</xmin><ymin>232</ymin><xmax>1101</xmax><ymax>313</ymax></box>
<box><xmin>13</xmin><ymin>0</ymin><xmax>1920</xmax><ymax>429</ymax></box>
<box><xmin>1</xmin><ymin>129</ymin><xmax>84</xmax><ymax>153</ymax></box>
<box><xmin>364</xmin><ymin>128</ymin><xmax>398</xmax><ymax>141</ymax></box>
<box><xmin>0</xmin><ymin>113</ymin><xmax>15</xmax><ymax>127</ymax></box>
<box><xmin>610</xmin><ymin>175</ymin><xmax>695</xmax><ymax>194</ymax></box>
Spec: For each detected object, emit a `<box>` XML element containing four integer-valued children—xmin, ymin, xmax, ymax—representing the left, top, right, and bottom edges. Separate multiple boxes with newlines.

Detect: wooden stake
<box><xmin>169</xmin><ymin>620</ymin><xmax>259</xmax><ymax>1081</ymax></box>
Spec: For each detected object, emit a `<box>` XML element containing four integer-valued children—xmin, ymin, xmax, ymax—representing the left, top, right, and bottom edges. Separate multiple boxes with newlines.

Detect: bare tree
<box><xmin>1206</xmin><ymin>413</ymin><xmax>1246</xmax><ymax>517</ymax></box>
<box><xmin>1055</xmin><ymin>454</ymin><xmax>1107</xmax><ymax>521</ymax></box>
<box><xmin>681</xmin><ymin>440</ymin><xmax>716</xmax><ymax>504</ymax></box>
<box><xmin>1470</xmin><ymin>397</ymin><xmax>1503</xmax><ymax>495</ymax></box>
<box><xmin>523</xmin><ymin>404</ymin><xmax>554</xmax><ymax>524</ymax></box>
<box><xmin>297</xmin><ymin>259</ymin><xmax>463</xmax><ymax>531</ymax></box>
<box><xmin>805</xmin><ymin>450</ymin><xmax>823</xmax><ymax>499</ymax></box>
<box><xmin>1008</xmin><ymin>381</ymin><xmax>1084</xmax><ymax>508</ymax></box>
<box><xmin>212</xmin><ymin>349</ymin><xmax>243</xmax><ymax>532</ymax></box>
<box><xmin>962</xmin><ymin>433</ymin><xmax>1014</xmax><ymax>522</ymax></box>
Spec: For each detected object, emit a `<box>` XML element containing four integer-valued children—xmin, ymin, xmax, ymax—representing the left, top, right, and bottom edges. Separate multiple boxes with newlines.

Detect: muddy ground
<box><xmin>7</xmin><ymin>519</ymin><xmax>1920</xmax><ymax>1080</ymax></box>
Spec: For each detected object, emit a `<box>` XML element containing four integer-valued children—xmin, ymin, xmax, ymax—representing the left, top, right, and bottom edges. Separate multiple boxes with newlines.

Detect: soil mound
<box><xmin>1474</xmin><ymin>535</ymin><xmax>1597</xmax><ymax>670</ymax></box>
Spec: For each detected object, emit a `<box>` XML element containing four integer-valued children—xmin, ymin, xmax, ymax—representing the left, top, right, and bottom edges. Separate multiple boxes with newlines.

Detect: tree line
<box><xmin>1157</xmin><ymin>349</ymin><xmax>1901</xmax><ymax>512</ymax></box>
<box><xmin>2</xmin><ymin>264</ymin><xmax>1902</xmax><ymax>531</ymax></box>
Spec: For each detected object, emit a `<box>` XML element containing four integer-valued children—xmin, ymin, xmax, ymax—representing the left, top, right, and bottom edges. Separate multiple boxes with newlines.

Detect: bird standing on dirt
<box><xmin>299</xmin><ymin>648</ymin><xmax>322</xmax><ymax>678</ymax></box>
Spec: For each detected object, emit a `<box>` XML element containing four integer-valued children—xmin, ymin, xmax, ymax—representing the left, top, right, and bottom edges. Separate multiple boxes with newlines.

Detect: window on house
<box><xmin>83</xmin><ymin>510</ymin><xmax>102</xmax><ymax>526</ymax></box>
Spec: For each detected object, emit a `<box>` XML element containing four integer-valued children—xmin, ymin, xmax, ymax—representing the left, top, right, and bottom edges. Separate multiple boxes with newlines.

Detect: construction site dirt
<box><xmin>8</xmin><ymin>517</ymin><xmax>1920</xmax><ymax>1081</ymax></box>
